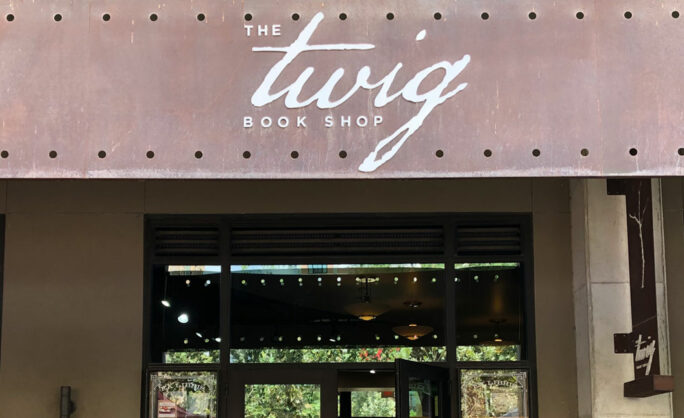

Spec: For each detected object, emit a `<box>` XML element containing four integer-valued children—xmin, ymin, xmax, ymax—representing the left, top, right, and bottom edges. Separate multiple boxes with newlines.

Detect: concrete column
<box><xmin>570</xmin><ymin>178</ymin><xmax>673</xmax><ymax>417</ymax></box>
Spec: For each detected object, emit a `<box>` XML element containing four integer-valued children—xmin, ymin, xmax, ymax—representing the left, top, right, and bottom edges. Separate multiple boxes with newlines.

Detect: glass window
<box><xmin>454</xmin><ymin>263</ymin><xmax>524</xmax><ymax>361</ymax></box>
<box><xmin>460</xmin><ymin>369</ymin><xmax>528</xmax><ymax>418</ymax></box>
<box><xmin>230</xmin><ymin>264</ymin><xmax>446</xmax><ymax>363</ymax></box>
<box><xmin>245</xmin><ymin>384</ymin><xmax>321</xmax><ymax>417</ymax></box>
<box><xmin>150</xmin><ymin>265</ymin><xmax>221</xmax><ymax>363</ymax></box>
<box><xmin>149</xmin><ymin>371</ymin><xmax>218</xmax><ymax>418</ymax></box>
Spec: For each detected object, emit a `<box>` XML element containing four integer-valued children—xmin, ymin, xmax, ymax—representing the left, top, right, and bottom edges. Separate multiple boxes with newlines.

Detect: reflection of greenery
<box><xmin>230</xmin><ymin>346</ymin><xmax>446</xmax><ymax>363</ymax></box>
<box><xmin>245</xmin><ymin>384</ymin><xmax>320</xmax><ymax>418</ymax></box>
<box><xmin>454</xmin><ymin>262</ymin><xmax>519</xmax><ymax>270</ymax></box>
<box><xmin>461</xmin><ymin>370</ymin><xmax>527</xmax><ymax>418</ymax></box>
<box><xmin>165</xmin><ymin>350</ymin><xmax>220</xmax><ymax>364</ymax></box>
<box><xmin>151</xmin><ymin>371</ymin><xmax>217</xmax><ymax>418</ymax></box>
<box><xmin>456</xmin><ymin>345</ymin><xmax>520</xmax><ymax>362</ymax></box>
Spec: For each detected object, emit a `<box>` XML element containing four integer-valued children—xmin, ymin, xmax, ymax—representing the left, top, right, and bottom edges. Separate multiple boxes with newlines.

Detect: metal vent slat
<box><xmin>231</xmin><ymin>226</ymin><xmax>444</xmax><ymax>256</ymax></box>
<box><xmin>154</xmin><ymin>227</ymin><xmax>220</xmax><ymax>257</ymax></box>
<box><xmin>455</xmin><ymin>225</ymin><xmax>522</xmax><ymax>256</ymax></box>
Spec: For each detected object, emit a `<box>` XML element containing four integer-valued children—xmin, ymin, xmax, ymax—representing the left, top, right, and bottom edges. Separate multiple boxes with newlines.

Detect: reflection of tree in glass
<box><xmin>150</xmin><ymin>371</ymin><xmax>218</xmax><ymax>418</ymax></box>
<box><xmin>461</xmin><ymin>370</ymin><xmax>527</xmax><ymax>418</ymax></box>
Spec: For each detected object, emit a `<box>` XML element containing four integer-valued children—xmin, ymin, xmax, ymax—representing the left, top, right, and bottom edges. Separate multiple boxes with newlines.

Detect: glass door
<box><xmin>227</xmin><ymin>366</ymin><xmax>337</xmax><ymax>418</ymax></box>
<box><xmin>395</xmin><ymin>360</ymin><xmax>449</xmax><ymax>418</ymax></box>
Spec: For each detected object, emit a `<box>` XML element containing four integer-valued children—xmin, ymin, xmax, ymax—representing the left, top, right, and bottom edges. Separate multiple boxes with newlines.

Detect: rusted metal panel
<box><xmin>0</xmin><ymin>0</ymin><xmax>682</xmax><ymax>178</ymax></box>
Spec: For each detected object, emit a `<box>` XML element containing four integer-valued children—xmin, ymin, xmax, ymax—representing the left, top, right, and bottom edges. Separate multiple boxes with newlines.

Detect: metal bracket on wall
<box><xmin>607</xmin><ymin>179</ymin><xmax>674</xmax><ymax>398</ymax></box>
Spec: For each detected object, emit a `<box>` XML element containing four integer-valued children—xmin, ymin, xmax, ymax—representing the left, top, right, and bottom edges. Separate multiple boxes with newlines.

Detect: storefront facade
<box><xmin>0</xmin><ymin>2</ymin><xmax>682</xmax><ymax>418</ymax></box>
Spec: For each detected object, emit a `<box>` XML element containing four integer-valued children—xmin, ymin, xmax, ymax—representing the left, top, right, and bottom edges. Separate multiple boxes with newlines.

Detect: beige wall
<box><xmin>662</xmin><ymin>178</ymin><xmax>684</xmax><ymax>416</ymax></box>
<box><xmin>0</xmin><ymin>179</ymin><xmax>577</xmax><ymax>417</ymax></box>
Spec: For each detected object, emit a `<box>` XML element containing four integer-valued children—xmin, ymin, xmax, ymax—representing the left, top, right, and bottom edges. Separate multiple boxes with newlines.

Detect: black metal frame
<box><xmin>142</xmin><ymin>213</ymin><xmax>537</xmax><ymax>418</ymax></box>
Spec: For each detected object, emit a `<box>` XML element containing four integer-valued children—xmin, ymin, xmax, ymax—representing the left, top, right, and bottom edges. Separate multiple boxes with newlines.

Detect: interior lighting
<box><xmin>161</xmin><ymin>300</ymin><xmax>171</xmax><ymax>308</ymax></box>
<box><xmin>370</xmin><ymin>369</ymin><xmax>376</xmax><ymax>374</ymax></box>
<box><xmin>177</xmin><ymin>313</ymin><xmax>189</xmax><ymax>324</ymax></box>
<box><xmin>196</xmin><ymin>332</ymin><xmax>203</xmax><ymax>338</ymax></box>
<box><xmin>204</xmin><ymin>279</ymin><xmax>211</xmax><ymax>287</ymax></box>
<box><xmin>183</xmin><ymin>339</ymin><xmax>189</xmax><ymax>345</ymax></box>
<box><xmin>392</xmin><ymin>323</ymin><xmax>434</xmax><ymax>341</ymax></box>
<box><xmin>241</xmin><ymin>279</ymin><xmax>247</xmax><ymax>286</ymax></box>
<box><xmin>297</xmin><ymin>336</ymin><xmax>302</xmax><ymax>342</ymax></box>
<box><xmin>317</xmin><ymin>335</ymin><xmax>322</xmax><ymax>342</ymax></box>
<box><xmin>185</xmin><ymin>279</ymin><xmax>191</xmax><ymax>287</ymax></box>
<box><xmin>279</xmin><ymin>278</ymin><xmax>285</xmax><ymax>286</ymax></box>
<box><xmin>344</xmin><ymin>277</ymin><xmax>389</xmax><ymax>321</ymax></box>
<box><xmin>215</xmin><ymin>337</ymin><xmax>221</xmax><ymax>343</ymax></box>
<box><xmin>260</xmin><ymin>278</ymin><xmax>266</xmax><ymax>286</ymax></box>
<box><xmin>204</xmin><ymin>338</ymin><xmax>210</xmax><ymax>343</ymax></box>
<box><xmin>413</xmin><ymin>277</ymin><xmax>418</xmax><ymax>283</ymax></box>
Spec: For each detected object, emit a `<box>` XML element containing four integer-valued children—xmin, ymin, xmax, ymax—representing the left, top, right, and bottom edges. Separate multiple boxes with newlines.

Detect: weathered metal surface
<box><xmin>0</xmin><ymin>1</ymin><xmax>683</xmax><ymax>178</ymax></box>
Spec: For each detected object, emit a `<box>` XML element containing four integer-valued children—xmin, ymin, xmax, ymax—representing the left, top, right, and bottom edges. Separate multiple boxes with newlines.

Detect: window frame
<box><xmin>142</xmin><ymin>213</ymin><xmax>537</xmax><ymax>418</ymax></box>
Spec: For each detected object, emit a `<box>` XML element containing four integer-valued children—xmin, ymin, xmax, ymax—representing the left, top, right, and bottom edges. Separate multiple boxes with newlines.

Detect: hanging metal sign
<box><xmin>0</xmin><ymin>1</ymin><xmax>683</xmax><ymax>178</ymax></box>
<box><xmin>609</xmin><ymin>179</ymin><xmax>674</xmax><ymax>397</ymax></box>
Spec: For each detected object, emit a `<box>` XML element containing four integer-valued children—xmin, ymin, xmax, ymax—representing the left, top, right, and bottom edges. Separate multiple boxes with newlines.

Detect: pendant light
<box><xmin>344</xmin><ymin>277</ymin><xmax>389</xmax><ymax>321</ymax></box>
<box><xmin>392</xmin><ymin>323</ymin><xmax>434</xmax><ymax>341</ymax></box>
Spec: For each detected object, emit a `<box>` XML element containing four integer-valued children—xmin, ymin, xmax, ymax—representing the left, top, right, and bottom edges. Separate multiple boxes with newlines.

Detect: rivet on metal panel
<box><xmin>244</xmin><ymin>13</ymin><xmax>252</xmax><ymax>21</ymax></box>
<box><xmin>49</xmin><ymin>150</ymin><xmax>57</xmax><ymax>159</ymax></box>
<box><xmin>146</xmin><ymin>151</ymin><xmax>155</xmax><ymax>159</ymax></box>
<box><xmin>102</xmin><ymin>13</ymin><xmax>110</xmax><ymax>22</ymax></box>
<box><xmin>339</xmin><ymin>150</ymin><xmax>347</xmax><ymax>159</ymax></box>
<box><xmin>98</xmin><ymin>150</ymin><xmax>106</xmax><ymax>159</ymax></box>
<box><xmin>434</xmin><ymin>12</ymin><xmax>442</xmax><ymax>20</ymax></box>
<box><xmin>197</xmin><ymin>13</ymin><xmax>206</xmax><ymax>22</ymax></box>
<box><xmin>386</xmin><ymin>12</ymin><xmax>394</xmax><ymax>20</ymax></box>
<box><xmin>629</xmin><ymin>148</ymin><xmax>638</xmax><ymax>156</ymax></box>
<box><xmin>435</xmin><ymin>150</ymin><xmax>444</xmax><ymax>158</ymax></box>
<box><xmin>528</xmin><ymin>12</ymin><xmax>537</xmax><ymax>20</ymax></box>
<box><xmin>484</xmin><ymin>149</ymin><xmax>492</xmax><ymax>158</ymax></box>
<box><xmin>339</xmin><ymin>13</ymin><xmax>347</xmax><ymax>21</ymax></box>
<box><xmin>581</xmin><ymin>148</ymin><xmax>589</xmax><ymax>157</ymax></box>
<box><xmin>576</xmin><ymin>11</ymin><xmax>585</xmax><ymax>20</ymax></box>
<box><xmin>291</xmin><ymin>151</ymin><xmax>299</xmax><ymax>159</ymax></box>
<box><xmin>624</xmin><ymin>11</ymin><xmax>633</xmax><ymax>20</ymax></box>
<box><xmin>243</xmin><ymin>151</ymin><xmax>251</xmax><ymax>159</ymax></box>
<box><xmin>532</xmin><ymin>149</ymin><xmax>541</xmax><ymax>157</ymax></box>
<box><xmin>149</xmin><ymin>13</ymin><xmax>158</xmax><ymax>22</ymax></box>
<box><xmin>673</xmin><ymin>11</ymin><xmax>680</xmax><ymax>19</ymax></box>
<box><xmin>194</xmin><ymin>151</ymin><xmax>203</xmax><ymax>159</ymax></box>
<box><xmin>53</xmin><ymin>13</ymin><xmax>62</xmax><ymax>22</ymax></box>
<box><xmin>481</xmin><ymin>12</ymin><xmax>490</xmax><ymax>21</ymax></box>
<box><xmin>678</xmin><ymin>148</ymin><xmax>684</xmax><ymax>156</ymax></box>
<box><xmin>1</xmin><ymin>151</ymin><xmax>8</xmax><ymax>159</ymax></box>
<box><xmin>291</xmin><ymin>13</ymin><xmax>300</xmax><ymax>21</ymax></box>
<box><xmin>5</xmin><ymin>13</ymin><xmax>14</xmax><ymax>22</ymax></box>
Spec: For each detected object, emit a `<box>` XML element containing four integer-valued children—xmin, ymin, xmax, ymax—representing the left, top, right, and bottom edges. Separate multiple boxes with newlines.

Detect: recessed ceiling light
<box><xmin>161</xmin><ymin>300</ymin><xmax>171</xmax><ymax>308</ymax></box>
<box><xmin>177</xmin><ymin>313</ymin><xmax>189</xmax><ymax>324</ymax></box>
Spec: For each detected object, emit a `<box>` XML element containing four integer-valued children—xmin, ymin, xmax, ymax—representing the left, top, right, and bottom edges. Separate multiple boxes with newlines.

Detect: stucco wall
<box><xmin>0</xmin><ymin>179</ymin><xmax>577</xmax><ymax>417</ymax></box>
<box><xmin>661</xmin><ymin>178</ymin><xmax>684</xmax><ymax>417</ymax></box>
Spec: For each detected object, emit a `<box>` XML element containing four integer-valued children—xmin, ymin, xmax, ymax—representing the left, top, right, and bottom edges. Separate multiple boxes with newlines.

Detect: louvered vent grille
<box><xmin>455</xmin><ymin>225</ymin><xmax>522</xmax><ymax>256</ymax></box>
<box><xmin>153</xmin><ymin>226</ymin><xmax>220</xmax><ymax>257</ymax></box>
<box><xmin>231</xmin><ymin>226</ymin><xmax>444</xmax><ymax>256</ymax></box>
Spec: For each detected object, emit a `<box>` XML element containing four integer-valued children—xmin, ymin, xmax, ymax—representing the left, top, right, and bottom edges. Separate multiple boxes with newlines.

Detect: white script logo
<box><xmin>634</xmin><ymin>334</ymin><xmax>657</xmax><ymax>375</ymax></box>
<box><xmin>250</xmin><ymin>12</ymin><xmax>471</xmax><ymax>172</ymax></box>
